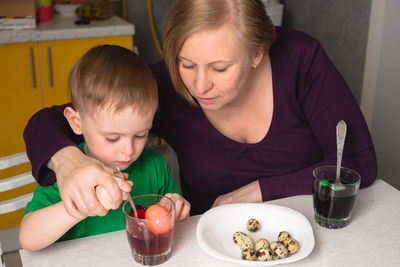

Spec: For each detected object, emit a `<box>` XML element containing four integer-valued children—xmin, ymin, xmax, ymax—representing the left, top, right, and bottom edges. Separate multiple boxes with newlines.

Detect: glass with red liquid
<box><xmin>122</xmin><ymin>194</ymin><xmax>175</xmax><ymax>265</ymax></box>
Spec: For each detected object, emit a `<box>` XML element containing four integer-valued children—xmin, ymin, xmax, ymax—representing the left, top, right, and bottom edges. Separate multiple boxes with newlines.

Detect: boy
<box><xmin>19</xmin><ymin>45</ymin><xmax>190</xmax><ymax>251</ymax></box>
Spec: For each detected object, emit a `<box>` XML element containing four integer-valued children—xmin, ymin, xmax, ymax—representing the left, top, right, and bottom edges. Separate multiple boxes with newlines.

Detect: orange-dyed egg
<box><xmin>145</xmin><ymin>204</ymin><xmax>172</xmax><ymax>235</ymax></box>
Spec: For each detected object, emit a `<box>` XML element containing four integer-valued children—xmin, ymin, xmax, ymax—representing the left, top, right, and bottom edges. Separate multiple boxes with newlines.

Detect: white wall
<box><xmin>361</xmin><ymin>0</ymin><xmax>400</xmax><ymax>190</ymax></box>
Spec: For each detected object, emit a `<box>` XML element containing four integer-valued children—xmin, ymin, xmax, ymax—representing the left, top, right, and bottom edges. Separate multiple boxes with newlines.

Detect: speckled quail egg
<box><xmin>246</xmin><ymin>219</ymin><xmax>260</xmax><ymax>232</ymax></box>
<box><xmin>233</xmin><ymin>231</ymin><xmax>255</xmax><ymax>250</ymax></box>
<box><xmin>241</xmin><ymin>248</ymin><xmax>256</xmax><ymax>261</ymax></box>
<box><xmin>284</xmin><ymin>238</ymin><xmax>299</xmax><ymax>254</ymax></box>
<box><xmin>273</xmin><ymin>243</ymin><xmax>289</xmax><ymax>259</ymax></box>
<box><xmin>270</xmin><ymin>240</ymin><xmax>282</xmax><ymax>250</ymax></box>
<box><xmin>255</xmin><ymin>238</ymin><xmax>270</xmax><ymax>251</ymax></box>
<box><xmin>256</xmin><ymin>248</ymin><xmax>273</xmax><ymax>261</ymax></box>
<box><xmin>278</xmin><ymin>231</ymin><xmax>291</xmax><ymax>242</ymax></box>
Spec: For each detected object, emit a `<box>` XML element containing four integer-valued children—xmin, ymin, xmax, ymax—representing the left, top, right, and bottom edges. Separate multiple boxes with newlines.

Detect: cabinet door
<box><xmin>0</xmin><ymin>36</ymin><xmax>133</xmax><ymax>230</ymax></box>
<box><xmin>39</xmin><ymin>35</ymin><xmax>133</xmax><ymax>107</ymax></box>
<box><xmin>0</xmin><ymin>42</ymin><xmax>41</xmax><ymax>230</ymax></box>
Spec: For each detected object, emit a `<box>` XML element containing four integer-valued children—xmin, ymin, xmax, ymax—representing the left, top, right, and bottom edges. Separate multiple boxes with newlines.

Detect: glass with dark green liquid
<box><xmin>313</xmin><ymin>166</ymin><xmax>361</xmax><ymax>229</ymax></box>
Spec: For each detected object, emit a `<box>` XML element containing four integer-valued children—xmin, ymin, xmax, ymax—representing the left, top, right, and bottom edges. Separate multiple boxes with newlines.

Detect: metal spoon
<box><xmin>113</xmin><ymin>165</ymin><xmax>138</xmax><ymax>217</ymax></box>
<box><xmin>330</xmin><ymin>120</ymin><xmax>347</xmax><ymax>191</ymax></box>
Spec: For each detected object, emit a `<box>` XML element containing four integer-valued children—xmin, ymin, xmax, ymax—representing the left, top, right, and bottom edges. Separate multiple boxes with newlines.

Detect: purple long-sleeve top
<box><xmin>23</xmin><ymin>27</ymin><xmax>377</xmax><ymax>215</ymax></box>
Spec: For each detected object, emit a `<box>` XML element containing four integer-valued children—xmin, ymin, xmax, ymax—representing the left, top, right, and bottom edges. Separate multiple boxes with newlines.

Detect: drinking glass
<box><xmin>313</xmin><ymin>166</ymin><xmax>361</xmax><ymax>229</ymax></box>
<box><xmin>123</xmin><ymin>194</ymin><xmax>175</xmax><ymax>265</ymax></box>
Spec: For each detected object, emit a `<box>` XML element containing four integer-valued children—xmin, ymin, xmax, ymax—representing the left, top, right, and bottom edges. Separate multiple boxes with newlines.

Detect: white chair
<box><xmin>0</xmin><ymin>152</ymin><xmax>36</xmax><ymax>266</ymax></box>
<box><xmin>0</xmin><ymin>242</ymin><xmax>4</xmax><ymax>267</ymax></box>
<box><xmin>0</xmin><ymin>152</ymin><xmax>35</xmax><ymax>214</ymax></box>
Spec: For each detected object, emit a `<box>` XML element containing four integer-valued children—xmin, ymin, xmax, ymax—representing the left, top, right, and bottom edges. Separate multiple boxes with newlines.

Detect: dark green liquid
<box><xmin>313</xmin><ymin>179</ymin><xmax>356</xmax><ymax>219</ymax></box>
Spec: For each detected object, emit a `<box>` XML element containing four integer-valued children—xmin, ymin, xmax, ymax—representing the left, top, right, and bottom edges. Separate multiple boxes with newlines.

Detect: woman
<box><xmin>24</xmin><ymin>0</ymin><xmax>377</xmax><ymax>216</ymax></box>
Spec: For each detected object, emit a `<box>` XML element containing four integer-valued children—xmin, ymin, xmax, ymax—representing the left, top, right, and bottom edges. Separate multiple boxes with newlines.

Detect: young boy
<box><xmin>19</xmin><ymin>45</ymin><xmax>190</xmax><ymax>251</ymax></box>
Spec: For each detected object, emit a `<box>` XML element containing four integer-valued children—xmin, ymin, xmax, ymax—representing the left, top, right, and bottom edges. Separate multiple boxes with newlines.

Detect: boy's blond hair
<box><xmin>163</xmin><ymin>0</ymin><xmax>276</xmax><ymax>104</ymax></box>
<box><xmin>68</xmin><ymin>45</ymin><xmax>158</xmax><ymax>115</ymax></box>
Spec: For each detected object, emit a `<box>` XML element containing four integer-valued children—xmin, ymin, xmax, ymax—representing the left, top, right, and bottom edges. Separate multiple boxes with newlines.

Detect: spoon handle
<box><xmin>336</xmin><ymin>120</ymin><xmax>347</xmax><ymax>179</ymax></box>
<box><xmin>113</xmin><ymin>166</ymin><xmax>138</xmax><ymax>218</ymax></box>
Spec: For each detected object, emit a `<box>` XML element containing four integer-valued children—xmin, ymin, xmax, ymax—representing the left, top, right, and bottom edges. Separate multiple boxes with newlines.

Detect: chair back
<box><xmin>0</xmin><ymin>241</ymin><xmax>4</xmax><ymax>267</ymax></box>
<box><xmin>0</xmin><ymin>152</ymin><xmax>35</xmax><ymax>215</ymax></box>
<box><xmin>0</xmin><ymin>152</ymin><xmax>35</xmax><ymax>263</ymax></box>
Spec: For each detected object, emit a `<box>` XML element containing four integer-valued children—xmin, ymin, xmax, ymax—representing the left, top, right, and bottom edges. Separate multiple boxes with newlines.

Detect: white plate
<box><xmin>196</xmin><ymin>203</ymin><xmax>314</xmax><ymax>266</ymax></box>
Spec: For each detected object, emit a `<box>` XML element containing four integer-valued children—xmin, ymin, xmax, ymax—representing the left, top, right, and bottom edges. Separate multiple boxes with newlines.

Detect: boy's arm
<box><xmin>19</xmin><ymin>202</ymin><xmax>83</xmax><ymax>251</ymax></box>
<box><xmin>18</xmin><ymin>181</ymin><xmax>126</xmax><ymax>252</ymax></box>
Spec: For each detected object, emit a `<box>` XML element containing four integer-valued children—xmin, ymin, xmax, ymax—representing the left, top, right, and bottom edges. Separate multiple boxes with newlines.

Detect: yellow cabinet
<box><xmin>0</xmin><ymin>42</ymin><xmax>42</xmax><ymax>157</ymax></box>
<box><xmin>0</xmin><ymin>35</ymin><xmax>133</xmax><ymax>230</ymax></box>
<box><xmin>39</xmin><ymin>36</ymin><xmax>133</xmax><ymax>106</ymax></box>
<box><xmin>0</xmin><ymin>42</ymin><xmax>42</xmax><ymax>229</ymax></box>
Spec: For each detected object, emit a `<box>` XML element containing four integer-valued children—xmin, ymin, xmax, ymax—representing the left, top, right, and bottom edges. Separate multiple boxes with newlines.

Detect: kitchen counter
<box><xmin>0</xmin><ymin>15</ymin><xmax>135</xmax><ymax>44</ymax></box>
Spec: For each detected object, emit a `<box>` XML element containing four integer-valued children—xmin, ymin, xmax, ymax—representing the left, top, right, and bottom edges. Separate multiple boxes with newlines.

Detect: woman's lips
<box><xmin>197</xmin><ymin>96</ymin><xmax>217</xmax><ymax>105</ymax></box>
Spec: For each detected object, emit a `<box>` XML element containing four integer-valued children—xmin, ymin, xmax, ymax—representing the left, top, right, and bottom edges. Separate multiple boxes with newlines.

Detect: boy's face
<box><xmin>67</xmin><ymin>105</ymin><xmax>155</xmax><ymax>171</ymax></box>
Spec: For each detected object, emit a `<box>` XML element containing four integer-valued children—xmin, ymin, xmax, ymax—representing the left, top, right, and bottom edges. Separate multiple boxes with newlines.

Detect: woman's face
<box><xmin>178</xmin><ymin>24</ymin><xmax>258</xmax><ymax>111</ymax></box>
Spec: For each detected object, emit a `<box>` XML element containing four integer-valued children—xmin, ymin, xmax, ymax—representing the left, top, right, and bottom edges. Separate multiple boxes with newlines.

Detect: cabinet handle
<box><xmin>47</xmin><ymin>47</ymin><xmax>53</xmax><ymax>88</ymax></box>
<box><xmin>29</xmin><ymin>47</ymin><xmax>36</xmax><ymax>88</ymax></box>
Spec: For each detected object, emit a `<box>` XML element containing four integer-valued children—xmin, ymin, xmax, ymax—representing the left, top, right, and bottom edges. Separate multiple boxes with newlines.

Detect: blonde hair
<box><xmin>68</xmin><ymin>45</ymin><xmax>158</xmax><ymax>116</ymax></box>
<box><xmin>163</xmin><ymin>0</ymin><xmax>276</xmax><ymax>104</ymax></box>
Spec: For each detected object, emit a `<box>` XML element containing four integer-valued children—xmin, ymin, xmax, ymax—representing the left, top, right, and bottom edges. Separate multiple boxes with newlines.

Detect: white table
<box><xmin>19</xmin><ymin>179</ymin><xmax>400</xmax><ymax>266</ymax></box>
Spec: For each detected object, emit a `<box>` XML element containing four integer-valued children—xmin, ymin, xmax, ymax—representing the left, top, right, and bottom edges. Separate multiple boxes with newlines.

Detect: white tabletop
<box><xmin>19</xmin><ymin>179</ymin><xmax>400</xmax><ymax>266</ymax></box>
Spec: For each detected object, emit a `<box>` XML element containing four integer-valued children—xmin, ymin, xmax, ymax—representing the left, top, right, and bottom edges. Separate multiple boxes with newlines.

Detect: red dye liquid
<box><xmin>131</xmin><ymin>205</ymin><xmax>147</xmax><ymax>219</ymax></box>
<box><xmin>126</xmin><ymin>205</ymin><xmax>173</xmax><ymax>256</ymax></box>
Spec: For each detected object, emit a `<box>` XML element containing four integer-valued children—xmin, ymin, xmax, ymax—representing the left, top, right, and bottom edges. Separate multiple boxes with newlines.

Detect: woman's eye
<box><xmin>213</xmin><ymin>66</ymin><xmax>228</xmax><ymax>73</ymax></box>
<box><xmin>181</xmin><ymin>64</ymin><xmax>194</xmax><ymax>69</ymax></box>
<box><xmin>106</xmin><ymin>137</ymin><xmax>119</xmax><ymax>143</ymax></box>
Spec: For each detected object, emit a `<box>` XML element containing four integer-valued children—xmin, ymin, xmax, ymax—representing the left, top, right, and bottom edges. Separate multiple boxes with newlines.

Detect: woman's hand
<box><xmin>96</xmin><ymin>179</ymin><xmax>134</xmax><ymax>212</ymax></box>
<box><xmin>49</xmin><ymin>146</ymin><xmax>132</xmax><ymax>219</ymax></box>
<box><xmin>164</xmin><ymin>193</ymin><xmax>191</xmax><ymax>221</ymax></box>
<box><xmin>211</xmin><ymin>180</ymin><xmax>262</xmax><ymax>208</ymax></box>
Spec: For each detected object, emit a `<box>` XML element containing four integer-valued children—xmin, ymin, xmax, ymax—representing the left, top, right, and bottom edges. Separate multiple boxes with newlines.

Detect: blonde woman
<box><xmin>24</xmin><ymin>0</ymin><xmax>377</xmax><ymax>216</ymax></box>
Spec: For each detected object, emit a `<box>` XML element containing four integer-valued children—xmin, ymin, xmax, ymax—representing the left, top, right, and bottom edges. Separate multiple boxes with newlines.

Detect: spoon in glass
<box><xmin>113</xmin><ymin>165</ymin><xmax>138</xmax><ymax>217</ymax></box>
<box><xmin>330</xmin><ymin>120</ymin><xmax>347</xmax><ymax>191</ymax></box>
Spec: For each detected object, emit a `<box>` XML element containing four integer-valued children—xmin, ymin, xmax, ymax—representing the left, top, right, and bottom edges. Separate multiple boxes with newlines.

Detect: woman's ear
<box><xmin>64</xmin><ymin>107</ymin><xmax>83</xmax><ymax>135</ymax></box>
<box><xmin>252</xmin><ymin>47</ymin><xmax>265</xmax><ymax>69</ymax></box>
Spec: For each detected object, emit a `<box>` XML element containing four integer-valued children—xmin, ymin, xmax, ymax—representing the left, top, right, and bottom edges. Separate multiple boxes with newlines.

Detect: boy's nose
<box><xmin>122</xmin><ymin>141</ymin><xmax>134</xmax><ymax>158</ymax></box>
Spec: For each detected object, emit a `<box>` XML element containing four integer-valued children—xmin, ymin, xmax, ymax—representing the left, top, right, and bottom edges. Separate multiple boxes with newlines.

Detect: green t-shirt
<box><xmin>24</xmin><ymin>144</ymin><xmax>181</xmax><ymax>241</ymax></box>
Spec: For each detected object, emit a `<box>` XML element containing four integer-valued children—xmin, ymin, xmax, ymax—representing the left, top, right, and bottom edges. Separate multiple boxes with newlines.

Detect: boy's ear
<box><xmin>64</xmin><ymin>107</ymin><xmax>83</xmax><ymax>135</ymax></box>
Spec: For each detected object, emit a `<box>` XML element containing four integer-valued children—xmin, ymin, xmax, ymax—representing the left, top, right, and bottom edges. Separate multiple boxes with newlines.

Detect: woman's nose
<box><xmin>193</xmin><ymin>70</ymin><xmax>212</xmax><ymax>95</ymax></box>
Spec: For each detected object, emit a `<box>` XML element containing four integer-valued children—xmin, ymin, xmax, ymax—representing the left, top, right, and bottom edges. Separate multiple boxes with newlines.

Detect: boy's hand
<box><xmin>96</xmin><ymin>186</ymin><xmax>117</xmax><ymax>211</ymax></box>
<box><xmin>118</xmin><ymin>175</ymin><xmax>134</xmax><ymax>201</ymax></box>
<box><xmin>164</xmin><ymin>193</ymin><xmax>191</xmax><ymax>221</ymax></box>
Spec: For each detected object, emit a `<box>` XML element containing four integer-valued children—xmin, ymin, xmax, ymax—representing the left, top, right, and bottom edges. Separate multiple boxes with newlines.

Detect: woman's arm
<box><xmin>50</xmin><ymin>146</ymin><xmax>126</xmax><ymax>219</ymax></box>
<box><xmin>23</xmin><ymin>104</ymin><xmax>82</xmax><ymax>186</ymax></box>
<box><xmin>211</xmin><ymin>180</ymin><xmax>262</xmax><ymax>208</ymax></box>
<box><xmin>258</xmin><ymin>41</ymin><xmax>377</xmax><ymax>201</ymax></box>
<box><xmin>212</xmin><ymin>40</ymin><xmax>377</xmax><ymax>206</ymax></box>
<box><xmin>19</xmin><ymin>202</ymin><xmax>82</xmax><ymax>251</ymax></box>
